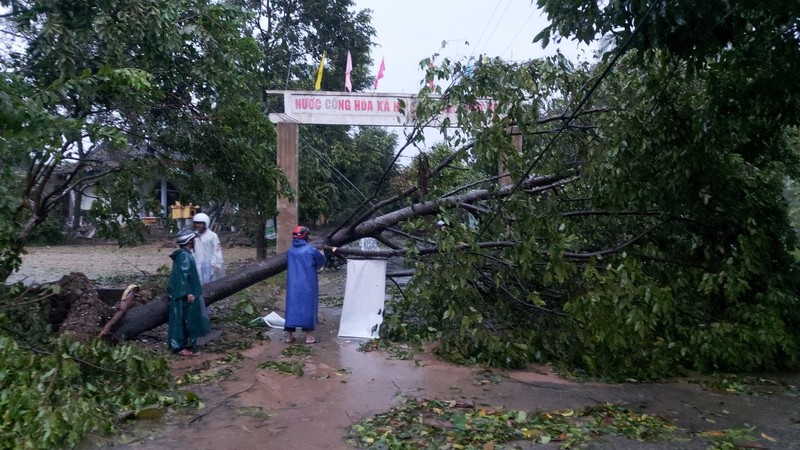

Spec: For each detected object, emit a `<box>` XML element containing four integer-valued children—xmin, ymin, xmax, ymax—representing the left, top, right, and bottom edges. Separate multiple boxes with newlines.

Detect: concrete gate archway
<box><xmin>267</xmin><ymin>90</ymin><xmax>503</xmax><ymax>252</ymax></box>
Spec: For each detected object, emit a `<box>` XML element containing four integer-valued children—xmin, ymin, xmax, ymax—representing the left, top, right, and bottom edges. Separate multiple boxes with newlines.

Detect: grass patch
<box><xmin>259</xmin><ymin>271</ymin><xmax>287</xmax><ymax>284</ymax></box>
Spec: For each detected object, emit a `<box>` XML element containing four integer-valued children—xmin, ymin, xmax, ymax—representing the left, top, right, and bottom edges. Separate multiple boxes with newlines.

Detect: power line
<box><xmin>298</xmin><ymin>134</ymin><xmax>374</xmax><ymax>206</ymax></box>
<box><xmin>501</xmin><ymin>7</ymin><xmax>538</xmax><ymax>59</ymax></box>
<box><xmin>470</xmin><ymin>0</ymin><xmax>504</xmax><ymax>58</ymax></box>
<box><xmin>479</xmin><ymin>0</ymin><xmax>515</xmax><ymax>58</ymax></box>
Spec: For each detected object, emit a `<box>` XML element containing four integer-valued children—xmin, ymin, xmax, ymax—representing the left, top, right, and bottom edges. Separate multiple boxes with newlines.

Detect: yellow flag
<box><xmin>315</xmin><ymin>51</ymin><xmax>326</xmax><ymax>91</ymax></box>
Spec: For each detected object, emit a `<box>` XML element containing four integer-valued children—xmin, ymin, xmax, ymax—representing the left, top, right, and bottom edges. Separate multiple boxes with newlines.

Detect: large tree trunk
<box><xmin>110</xmin><ymin>173</ymin><xmax>574</xmax><ymax>340</ymax></box>
<box><xmin>112</xmin><ymin>253</ymin><xmax>288</xmax><ymax>340</ymax></box>
<box><xmin>112</xmin><ymin>220</ymin><xmax>370</xmax><ymax>339</ymax></box>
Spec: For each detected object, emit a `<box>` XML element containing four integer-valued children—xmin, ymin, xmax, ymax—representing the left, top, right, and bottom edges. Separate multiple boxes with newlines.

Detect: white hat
<box><xmin>193</xmin><ymin>212</ymin><xmax>210</xmax><ymax>227</ymax></box>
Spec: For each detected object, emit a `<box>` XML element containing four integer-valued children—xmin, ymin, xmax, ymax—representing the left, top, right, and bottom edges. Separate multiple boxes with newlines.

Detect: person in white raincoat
<box><xmin>192</xmin><ymin>212</ymin><xmax>224</xmax><ymax>283</ymax></box>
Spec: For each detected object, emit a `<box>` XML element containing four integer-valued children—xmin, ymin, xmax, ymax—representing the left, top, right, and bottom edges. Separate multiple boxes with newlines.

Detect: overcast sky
<box><xmin>347</xmin><ymin>0</ymin><xmax>589</xmax><ymax>157</ymax></box>
<box><xmin>354</xmin><ymin>0</ymin><xmax>588</xmax><ymax>94</ymax></box>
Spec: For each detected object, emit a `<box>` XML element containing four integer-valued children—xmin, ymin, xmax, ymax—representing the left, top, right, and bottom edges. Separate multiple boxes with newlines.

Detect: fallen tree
<box><xmin>62</xmin><ymin>32</ymin><xmax>800</xmax><ymax>378</ymax></box>
<box><xmin>110</xmin><ymin>171</ymin><xmax>579</xmax><ymax>339</ymax></box>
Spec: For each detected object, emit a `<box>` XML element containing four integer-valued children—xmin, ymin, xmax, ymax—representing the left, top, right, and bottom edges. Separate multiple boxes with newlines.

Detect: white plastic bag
<box><xmin>261</xmin><ymin>311</ymin><xmax>285</xmax><ymax>329</ymax></box>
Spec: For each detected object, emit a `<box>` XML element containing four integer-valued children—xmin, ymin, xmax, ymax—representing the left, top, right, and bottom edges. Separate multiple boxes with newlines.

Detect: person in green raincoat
<box><xmin>167</xmin><ymin>229</ymin><xmax>209</xmax><ymax>356</ymax></box>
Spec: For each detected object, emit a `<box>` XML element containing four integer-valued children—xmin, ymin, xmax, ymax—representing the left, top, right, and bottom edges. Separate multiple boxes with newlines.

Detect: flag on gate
<box><xmin>315</xmin><ymin>51</ymin><xmax>326</xmax><ymax>91</ymax></box>
<box><xmin>345</xmin><ymin>51</ymin><xmax>353</xmax><ymax>92</ymax></box>
<box><xmin>428</xmin><ymin>54</ymin><xmax>436</xmax><ymax>90</ymax></box>
<box><xmin>373</xmin><ymin>56</ymin><xmax>385</xmax><ymax>91</ymax></box>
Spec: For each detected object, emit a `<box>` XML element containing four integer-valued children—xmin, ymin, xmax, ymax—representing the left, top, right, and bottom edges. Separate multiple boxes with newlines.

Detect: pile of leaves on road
<box><xmin>348</xmin><ymin>396</ymin><xmax>774</xmax><ymax>449</ymax></box>
<box><xmin>256</xmin><ymin>343</ymin><xmax>314</xmax><ymax>377</ymax></box>
<box><xmin>348</xmin><ymin>397</ymin><xmax>680</xmax><ymax>448</ymax></box>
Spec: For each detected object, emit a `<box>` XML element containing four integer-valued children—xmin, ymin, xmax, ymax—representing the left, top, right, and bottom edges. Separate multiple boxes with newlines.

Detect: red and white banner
<box><xmin>268</xmin><ymin>90</ymin><xmax>496</xmax><ymax>127</ymax></box>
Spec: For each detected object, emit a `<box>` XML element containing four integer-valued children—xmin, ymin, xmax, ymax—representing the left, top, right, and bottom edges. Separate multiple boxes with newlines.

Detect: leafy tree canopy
<box><xmin>298</xmin><ymin>126</ymin><xmax>398</xmax><ymax>225</ymax></box>
<box><xmin>243</xmin><ymin>0</ymin><xmax>376</xmax><ymax>93</ymax></box>
<box><xmin>0</xmin><ymin>0</ymin><xmax>279</xmax><ymax>278</ymax></box>
<box><xmin>378</xmin><ymin>0</ymin><xmax>800</xmax><ymax>379</ymax></box>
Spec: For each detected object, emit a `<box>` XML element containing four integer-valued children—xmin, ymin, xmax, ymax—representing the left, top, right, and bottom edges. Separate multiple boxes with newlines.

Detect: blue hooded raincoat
<box><xmin>284</xmin><ymin>238</ymin><xmax>327</xmax><ymax>330</ymax></box>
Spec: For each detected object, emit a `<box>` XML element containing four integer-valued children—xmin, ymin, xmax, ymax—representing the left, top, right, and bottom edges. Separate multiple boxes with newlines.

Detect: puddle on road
<box><xmin>109</xmin><ymin>306</ymin><xmax>575</xmax><ymax>450</ymax></box>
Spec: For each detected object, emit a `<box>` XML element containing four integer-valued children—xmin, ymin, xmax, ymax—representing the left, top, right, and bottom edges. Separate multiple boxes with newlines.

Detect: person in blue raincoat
<box><xmin>284</xmin><ymin>225</ymin><xmax>326</xmax><ymax>344</ymax></box>
<box><xmin>167</xmin><ymin>229</ymin><xmax>210</xmax><ymax>356</ymax></box>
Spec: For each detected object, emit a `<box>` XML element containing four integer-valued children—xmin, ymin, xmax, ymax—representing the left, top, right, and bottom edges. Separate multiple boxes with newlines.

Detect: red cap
<box><xmin>292</xmin><ymin>225</ymin><xmax>309</xmax><ymax>239</ymax></box>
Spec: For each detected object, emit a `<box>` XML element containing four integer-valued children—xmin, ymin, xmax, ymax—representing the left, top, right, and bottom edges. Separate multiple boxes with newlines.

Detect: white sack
<box><xmin>262</xmin><ymin>311</ymin><xmax>285</xmax><ymax>329</ymax></box>
<box><xmin>338</xmin><ymin>259</ymin><xmax>387</xmax><ymax>339</ymax></box>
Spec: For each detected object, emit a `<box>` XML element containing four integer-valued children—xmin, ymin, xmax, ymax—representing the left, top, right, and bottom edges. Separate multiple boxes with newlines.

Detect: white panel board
<box><xmin>338</xmin><ymin>259</ymin><xmax>387</xmax><ymax>339</ymax></box>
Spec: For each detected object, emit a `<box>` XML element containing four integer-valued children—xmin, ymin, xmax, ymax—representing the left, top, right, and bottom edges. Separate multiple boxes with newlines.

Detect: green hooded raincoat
<box><xmin>167</xmin><ymin>248</ymin><xmax>209</xmax><ymax>352</ymax></box>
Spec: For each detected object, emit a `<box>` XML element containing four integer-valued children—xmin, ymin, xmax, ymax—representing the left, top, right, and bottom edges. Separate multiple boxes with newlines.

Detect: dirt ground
<box><xmin>8</xmin><ymin>243</ymin><xmax>800</xmax><ymax>449</ymax></box>
<box><xmin>6</xmin><ymin>242</ymin><xmax>259</xmax><ymax>286</ymax></box>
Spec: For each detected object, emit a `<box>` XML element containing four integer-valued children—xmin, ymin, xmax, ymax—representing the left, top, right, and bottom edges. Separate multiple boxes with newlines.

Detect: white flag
<box><xmin>345</xmin><ymin>51</ymin><xmax>353</xmax><ymax>92</ymax></box>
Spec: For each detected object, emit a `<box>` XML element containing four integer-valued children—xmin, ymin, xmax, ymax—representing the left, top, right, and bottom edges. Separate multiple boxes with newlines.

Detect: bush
<box><xmin>27</xmin><ymin>213</ymin><xmax>65</xmax><ymax>245</ymax></box>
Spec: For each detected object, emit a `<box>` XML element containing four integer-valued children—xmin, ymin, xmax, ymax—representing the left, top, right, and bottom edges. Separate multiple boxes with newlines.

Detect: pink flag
<box><xmin>428</xmin><ymin>55</ymin><xmax>436</xmax><ymax>90</ymax></box>
<box><xmin>344</xmin><ymin>51</ymin><xmax>353</xmax><ymax>92</ymax></box>
<box><xmin>373</xmin><ymin>56</ymin><xmax>385</xmax><ymax>91</ymax></box>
